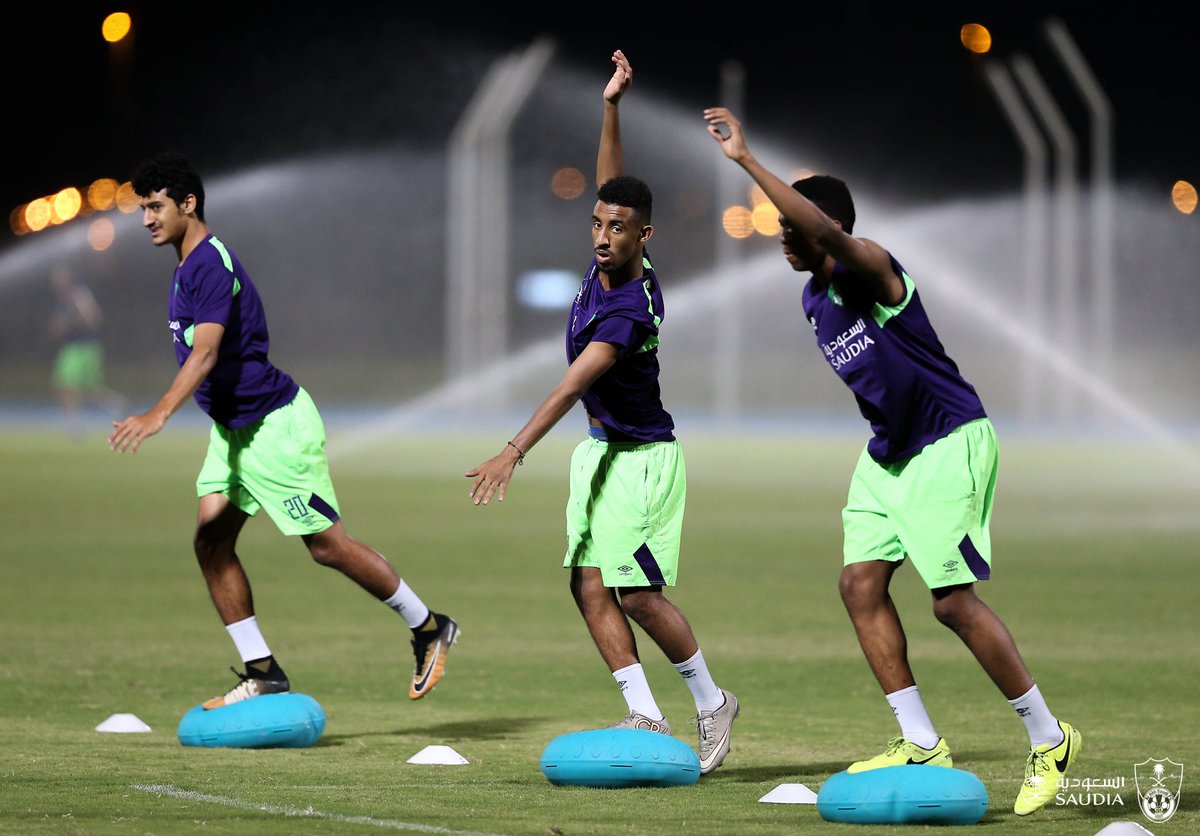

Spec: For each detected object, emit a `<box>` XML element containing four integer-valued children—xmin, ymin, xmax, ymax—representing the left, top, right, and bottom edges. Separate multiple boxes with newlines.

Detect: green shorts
<box><xmin>53</xmin><ymin>342</ymin><xmax>104</xmax><ymax>390</ymax></box>
<box><xmin>842</xmin><ymin>418</ymin><xmax>997</xmax><ymax>589</ymax></box>
<box><xmin>196</xmin><ymin>387</ymin><xmax>341</xmax><ymax>536</ymax></box>
<box><xmin>564</xmin><ymin>436</ymin><xmax>686</xmax><ymax>588</ymax></box>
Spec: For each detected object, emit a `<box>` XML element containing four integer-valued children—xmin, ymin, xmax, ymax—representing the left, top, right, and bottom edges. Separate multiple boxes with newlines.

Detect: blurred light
<box><xmin>550</xmin><ymin>167</ymin><xmax>586</xmax><ymax>200</ymax></box>
<box><xmin>788</xmin><ymin>168</ymin><xmax>816</xmax><ymax>184</ymax></box>
<box><xmin>752</xmin><ymin>202</ymin><xmax>782</xmax><ymax>237</ymax></box>
<box><xmin>115</xmin><ymin>181</ymin><xmax>139</xmax><ymax>213</ymax></box>
<box><xmin>961</xmin><ymin>23</ymin><xmax>992</xmax><ymax>54</ymax></box>
<box><xmin>52</xmin><ymin>187</ymin><xmax>83</xmax><ymax>223</ymax></box>
<box><xmin>102</xmin><ymin>12</ymin><xmax>132</xmax><ymax>43</ymax></box>
<box><xmin>721</xmin><ymin>205</ymin><xmax>755</xmax><ymax>239</ymax></box>
<box><xmin>10</xmin><ymin>204</ymin><xmax>30</xmax><ymax>236</ymax></box>
<box><xmin>25</xmin><ymin>198</ymin><xmax>52</xmax><ymax>231</ymax></box>
<box><xmin>88</xmin><ymin>178</ymin><xmax>119</xmax><ymax>211</ymax></box>
<box><xmin>88</xmin><ymin>217</ymin><xmax>116</xmax><ymax>251</ymax></box>
<box><xmin>516</xmin><ymin>269</ymin><xmax>578</xmax><ymax>309</ymax></box>
<box><xmin>1171</xmin><ymin>180</ymin><xmax>1197</xmax><ymax>214</ymax></box>
<box><xmin>749</xmin><ymin>183</ymin><xmax>770</xmax><ymax>207</ymax></box>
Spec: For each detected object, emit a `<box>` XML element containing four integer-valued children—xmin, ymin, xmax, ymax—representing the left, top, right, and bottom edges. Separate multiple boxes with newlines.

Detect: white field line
<box><xmin>131</xmin><ymin>784</ymin><xmax>500</xmax><ymax>835</ymax></box>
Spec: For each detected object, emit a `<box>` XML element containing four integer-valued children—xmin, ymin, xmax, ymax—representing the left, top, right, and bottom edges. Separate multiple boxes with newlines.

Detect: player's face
<box><xmin>592</xmin><ymin>201</ymin><xmax>649</xmax><ymax>275</ymax></box>
<box><xmin>779</xmin><ymin>214</ymin><xmax>821</xmax><ymax>272</ymax></box>
<box><xmin>140</xmin><ymin>189</ymin><xmax>189</xmax><ymax>248</ymax></box>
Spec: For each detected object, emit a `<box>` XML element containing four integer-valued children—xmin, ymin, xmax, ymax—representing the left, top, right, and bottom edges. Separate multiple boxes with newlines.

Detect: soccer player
<box><xmin>110</xmin><ymin>153</ymin><xmax>457</xmax><ymax>708</ymax></box>
<box><xmin>703</xmin><ymin>106</ymin><xmax>1079</xmax><ymax>814</ymax></box>
<box><xmin>466</xmin><ymin>51</ymin><xmax>738</xmax><ymax>774</ymax></box>
<box><xmin>48</xmin><ymin>265</ymin><xmax>127</xmax><ymax>435</ymax></box>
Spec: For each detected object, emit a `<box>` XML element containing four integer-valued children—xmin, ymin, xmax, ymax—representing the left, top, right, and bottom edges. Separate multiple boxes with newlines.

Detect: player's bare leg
<box><xmin>616</xmin><ymin>587</ymin><xmax>697</xmax><ymax>665</ymax></box>
<box><xmin>194</xmin><ymin>493</ymin><xmax>288</xmax><ymax>708</ymax></box>
<box><xmin>303</xmin><ymin>521</ymin><xmax>402</xmax><ymax>599</ymax></box>
<box><xmin>931</xmin><ymin>584</ymin><xmax>1033</xmax><ymax>700</ymax></box>
<box><xmin>840</xmin><ymin>560</ymin><xmax>916</xmax><ymax>692</ymax></box>
<box><xmin>304</xmin><ymin>522</ymin><xmax>457</xmax><ymax>699</ymax></box>
<box><xmin>570</xmin><ymin>566</ymin><xmax>640</xmax><ymax>670</ymax></box>
<box><xmin>194</xmin><ymin>492</ymin><xmax>254</xmax><ymax>623</ymax></box>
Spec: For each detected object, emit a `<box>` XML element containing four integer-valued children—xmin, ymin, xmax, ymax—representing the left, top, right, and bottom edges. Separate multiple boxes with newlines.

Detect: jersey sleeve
<box><xmin>187</xmin><ymin>261</ymin><xmax>236</xmax><ymax>327</ymax></box>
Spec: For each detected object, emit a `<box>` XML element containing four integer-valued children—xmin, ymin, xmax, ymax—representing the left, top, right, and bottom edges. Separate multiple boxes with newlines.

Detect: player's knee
<box><xmin>932</xmin><ymin>592</ymin><xmax>971</xmax><ymax>630</ymax></box>
<box><xmin>839</xmin><ymin>567</ymin><xmax>879</xmax><ymax>611</ymax></box>
<box><xmin>617</xmin><ymin>588</ymin><xmax>661</xmax><ymax>623</ymax></box>
<box><xmin>307</xmin><ymin>539</ymin><xmax>344</xmax><ymax>569</ymax></box>
<box><xmin>193</xmin><ymin>525</ymin><xmax>229</xmax><ymax>564</ymax></box>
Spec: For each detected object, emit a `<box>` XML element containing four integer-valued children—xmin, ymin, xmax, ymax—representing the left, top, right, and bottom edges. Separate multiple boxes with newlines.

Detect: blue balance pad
<box><xmin>540</xmin><ymin>728</ymin><xmax>700</xmax><ymax>788</ymax></box>
<box><xmin>817</xmin><ymin>765</ymin><xmax>989</xmax><ymax>825</ymax></box>
<box><xmin>177</xmin><ymin>693</ymin><xmax>326</xmax><ymax>749</ymax></box>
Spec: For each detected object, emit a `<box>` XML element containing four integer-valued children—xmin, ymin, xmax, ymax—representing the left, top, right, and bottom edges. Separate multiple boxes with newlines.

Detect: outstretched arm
<box><xmin>597</xmin><ymin>50</ymin><xmax>633</xmax><ymax>186</ymax></box>
<box><xmin>108</xmin><ymin>322</ymin><xmax>223</xmax><ymax>453</ymax></box>
<box><xmin>703</xmin><ymin>107</ymin><xmax>902</xmax><ymax>302</ymax></box>
<box><xmin>465</xmin><ymin>341</ymin><xmax>619</xmax><ymax>505</ymax></box>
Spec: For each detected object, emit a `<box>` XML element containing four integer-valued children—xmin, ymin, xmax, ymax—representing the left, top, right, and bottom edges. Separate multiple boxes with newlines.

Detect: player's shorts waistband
<box><xmin>589</xmin><ymin>424</ymin><xmax>640</xmax><ymax>442</ymax></box>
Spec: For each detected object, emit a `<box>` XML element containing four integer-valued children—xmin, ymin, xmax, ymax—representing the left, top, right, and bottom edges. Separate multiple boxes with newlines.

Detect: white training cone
<box><xmin>1094</xmin><ymin>824</ymin><xmax>1155</xmax><ymax>836</ymax></box>
<box><xmin>95</xmin><ymin>713</ymin><xmax>152</xmax><ymax>733</ymax></box>
<box><xmin>758</xmin><ymin>783</ymin><xmax>819</xmax><ymax>804</ymax></box>
<box><xmin>406</xmin><ymin>745</ymin><xmax>469</xmax><ymax>765</ymax></box>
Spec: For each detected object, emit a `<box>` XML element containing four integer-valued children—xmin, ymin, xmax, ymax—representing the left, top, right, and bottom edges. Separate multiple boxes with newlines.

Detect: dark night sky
<box><xmin>5</xmin><ymin>2</ymin><xmax>1196</xmax><ymax>229</ymax></box>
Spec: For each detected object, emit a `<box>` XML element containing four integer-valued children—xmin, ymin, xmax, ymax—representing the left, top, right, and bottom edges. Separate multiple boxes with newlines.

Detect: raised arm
<box><xmin>703</xmin><ymin>107</ymin><xmax>902</xmax><ymax>301</ymax></box>
<box><xmin>597</xmin><ymin>50</ymin><xmax>633</xmax><ymax>186</ymax></box>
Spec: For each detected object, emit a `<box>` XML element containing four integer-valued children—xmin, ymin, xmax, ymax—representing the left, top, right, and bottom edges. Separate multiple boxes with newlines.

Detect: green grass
<box><xmin>1</xmin><ymin>427</ymin><xmax>1198</xmax><ymax>834</ymax></box>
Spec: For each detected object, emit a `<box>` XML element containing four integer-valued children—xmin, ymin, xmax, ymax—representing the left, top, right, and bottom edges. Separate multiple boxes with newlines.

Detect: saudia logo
<box><xmin>1053</xmin><ymin>756</ymin><xmax>1184</xmax><ymax>824</ymax></box>
<box><xmin>821</xmin><ymin>318</ymin><xmax>875</xmax><ymax>371</ymax></box>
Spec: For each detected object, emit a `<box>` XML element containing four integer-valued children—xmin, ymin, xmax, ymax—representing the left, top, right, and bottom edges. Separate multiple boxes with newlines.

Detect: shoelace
<box><xmin>882</xmin><ymin>737</ymin><xmax>907</xmax><ymax>756</ymax></box>
<box><xmin>1024</xmin><ymin>749</ymin><xmax>1049</xmax><ymax>785</ymax></box>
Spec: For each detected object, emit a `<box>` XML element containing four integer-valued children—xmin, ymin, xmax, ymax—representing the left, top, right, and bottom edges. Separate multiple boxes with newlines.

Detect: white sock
<box><xmin>613</xmin><ymin>663</ymin><xmax>664</xmax><ymax>720</ymax></box>
<box><xmin>673</xmin><ymin>649</ymin><xmax>725</xmax><ymax>711</ymax></box>
<box><xmin>886</xmin><ymin>685</ymin><xmax>940</xmax><ymax>748</ymax></box>
<box><xmin>226</xmin><ymin>615</ymin><xmax>271</xmax><ymax>663</ymax></box>
<box><xmin>1009</xmin><ymin>684</ymin><xmax>1062</xmax><ymax>747</ymax></box>
<box><xmin>384</xmin><ymin>580</ymin><xmax>430</xmax><ymax>629</ymax></box>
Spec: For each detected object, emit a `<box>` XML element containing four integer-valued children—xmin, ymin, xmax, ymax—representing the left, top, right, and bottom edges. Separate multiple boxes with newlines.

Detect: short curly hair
<box><xmin>131</xmin><ymin>152</ymin><xmax>206</xmax><ymax>221</ymax></box>
<box><xmin>597</xmin><ymin>175</ymin><xmax>652</xmax><ymax>224</ymax></box>
<box><xmin>792</xmin><ymin>175</ymin><xmax>855</xmax><ymax>234</ymax></box>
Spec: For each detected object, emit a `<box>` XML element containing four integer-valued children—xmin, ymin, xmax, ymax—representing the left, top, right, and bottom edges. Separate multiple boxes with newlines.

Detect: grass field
<box><xmin>2</xmin><ymin>425</ymin><xmax>1197</xmax><ymax>835</ymax></box>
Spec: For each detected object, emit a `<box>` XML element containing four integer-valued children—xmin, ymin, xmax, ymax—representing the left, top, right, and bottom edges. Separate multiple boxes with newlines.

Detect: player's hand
<box><xmin>108</xmin><ymin>410</ymin><xmax>166</xmax><ymax>454</ymax></box>
<box><xmin>465</xmin><ymin>447</ymin><xmax>522</xmax><ymax>506</ymax></box>
<box><xmin>604</xmin><ymin>49</ymin><xmax>633</xmax><ymax>104</ymax></box>
<box><xmin>703</xmin><ymin>107</ymin><xmax>750</xmax><ymax>162</ymax></box>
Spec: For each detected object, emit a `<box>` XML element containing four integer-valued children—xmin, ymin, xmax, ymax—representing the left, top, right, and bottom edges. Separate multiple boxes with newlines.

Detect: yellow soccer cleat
<box><xmin>1015</xmin><ymin>720</ymin><xmax>1081</xmax><ymax>815</ymax></box>
<box><xmin>848</xmin><ymin>736</ymin><xmax>953</xmax><ymax>773</ymax></box>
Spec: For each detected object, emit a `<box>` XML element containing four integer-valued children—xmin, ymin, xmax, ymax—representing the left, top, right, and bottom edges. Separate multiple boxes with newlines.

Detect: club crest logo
<box><xmin>1134</xmin><ymin>757</ymin><xmax>1183</xmax><ymax>823</ymax></box>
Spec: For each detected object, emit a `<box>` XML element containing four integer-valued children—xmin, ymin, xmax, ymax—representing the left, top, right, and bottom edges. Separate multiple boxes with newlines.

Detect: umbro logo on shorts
<box><xmin>942</xmin><ymin>560</ymin><xmax>959</xmax><ymax>570</ymax></box>
<box><xmin>618</xmin><ymin>565</ymin><xmax>634</xmax><ymax>574</ymax></box>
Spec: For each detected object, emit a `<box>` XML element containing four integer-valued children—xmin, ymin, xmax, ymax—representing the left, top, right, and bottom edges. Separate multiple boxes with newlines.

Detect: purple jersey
<box><xmin>168</xmin><ymin>235</ymin><xmax>298</xmax><ymax>429</ymax></box>
<box><xmin>802</xmin><ymin>255</ymin><xmax>986</xmax><ymax>463</ymax></box>
<box><xmin>566</xmin><ymin>253</ymin><xmax>675</xmax><ymax>442</ymax></box>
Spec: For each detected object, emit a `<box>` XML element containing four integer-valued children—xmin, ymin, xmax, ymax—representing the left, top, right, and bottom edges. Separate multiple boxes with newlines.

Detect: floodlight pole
<box><xmin>713</xmin><ymin>60</ymin><xmax>745</xmax><ymax>432</ymax></box>
<box><xmin>982</xmin><ymin>60</ymin><xmax>1049</xmax><ymax>428</ymax></box>
<box><xmin>1042</xmin><ymin>18</ymin><xmax>1115</xmax><ymax>411</ymax></box>
<box><xmin>1012</xmin><ymin>53</ymin><xmax>1080</xmax><ymax>428</ymax></box>
<box><xmin>446</xmin><ymin>38</ymin><xmax>556</xmax><ymax>395</ymax></box>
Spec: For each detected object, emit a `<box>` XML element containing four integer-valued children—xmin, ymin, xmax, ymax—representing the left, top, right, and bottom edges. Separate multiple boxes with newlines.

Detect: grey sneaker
<box><xmin>608</xmin><ymin>712</ymin><xmax>672</xmax><ymax>735</ymax></box>
<box><xmin>695</xmin><ymin>689</ymin><xmax>739</xmax><ymax>774</ymax></box>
